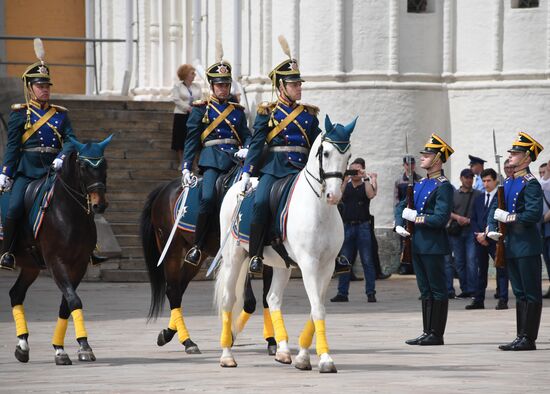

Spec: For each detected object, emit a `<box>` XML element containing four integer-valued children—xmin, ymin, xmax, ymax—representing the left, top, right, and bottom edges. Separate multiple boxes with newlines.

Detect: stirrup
<box><xmin>184</xmin><ymin>246</ymin><xmax>201</xmax><ymax>266</ymax></box>
<box><xmin>0</xmin><ymin>252</ymin><xmax>16</xmax><ymax>271</ymax></box>
<box><xmin>248</xmin><ymin>256</ymin><xmax>263</xmax><ymax>275</ymax></box>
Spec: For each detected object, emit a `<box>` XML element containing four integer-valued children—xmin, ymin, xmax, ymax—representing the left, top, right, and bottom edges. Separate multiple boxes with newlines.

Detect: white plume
<box><xmin>278</xmin><ymin>35</ymin><xmax>291</xmax><ymax>59</ymax></box>
<box><xmin>216</xmin><ymin>40</ymin><xmax>224</xmax><ymax>63</ymax></box>
<box><xmin>33</xmin><ymin>38</ymin><xmax>45</xmax><ymax>63</ymax></box>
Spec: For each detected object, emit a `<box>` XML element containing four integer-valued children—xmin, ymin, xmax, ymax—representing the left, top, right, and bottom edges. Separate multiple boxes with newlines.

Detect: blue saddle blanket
<box><xmin>0</xmin><ymin>174</ymin><xmax>57</xmax><ymax>240</ymax></box>
<box><xmin>231</xmin><ymin>174</ymin><xmax>300</xmax><ymax>243</ymax></box>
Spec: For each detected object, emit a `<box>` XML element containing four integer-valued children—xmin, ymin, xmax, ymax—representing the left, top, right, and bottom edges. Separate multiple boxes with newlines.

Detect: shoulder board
<box><xmin>11</xmin><ymin>103</ymin><xmax>27</xmax><ymax>111</ymax></box>
<box><xmin>301</xmin><ymin>103</ymin><xmax>319</xmax><ymax>116</ymax></box>
<box><xmin>437</xmin><ymin>176</ymin><xmax>449</xmax><ymax>183</ymax></box>
<box><xmin>257</xmin><ymin>101</ymin><xmax>276</xmax><ymax>116</ymax></box>
<box><xmin>50</xmin><ymin>104</ymin><xmax>68</xmax><ymax>112</ymax></box>
<box><xmin>191</xmin><ymin>99</ymin><xmax>207</xmax><ymax>107</ymax></box>
<box><xmin>228</xmin><ymin>101</ymin><xmax>245</xmax><ymax>111</ymax></box>
<box><xmin>523</xmin><ymin>173</ymin><xmax>536</xmax><ymax>182</ymax></box>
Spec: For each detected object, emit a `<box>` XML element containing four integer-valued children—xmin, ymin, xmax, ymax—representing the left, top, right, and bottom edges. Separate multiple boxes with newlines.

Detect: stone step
<box><xmin>79</xmin><ymin>129</ymin><xmax>173</xmax><ymax>142</ymax></box>
<box><xmin>110</xmin><ymin>168</ymin><xmax>178</xmax><ymax>181</ymax></box>
<box><xmin>76</xmin><ymin>119</ymin><xmax>168</xmax><ymax>133</ymax></box>
<box><xmin>121</xmin><ymin>245</ymin><xmax>145</xmax><ymax>258</ymax></box>
<box><xmin>108</xmin><ymin>190</ymin><xmax>151</xmax><ymax>201</ymax></box>
<box><xmin>69</xmin><ymin>109</ymin><xmax>173</xmax><ymax>122</ymax></box>
<box><xmin>100</xmin><ymin>269</ymin><xmax>149</xmax><ymax>282</ymax></box>
<box><xmin>108</xmin><ymin>200</ymin><xmax>146</xmax><ymax>212</ymax></box>
<box><xmin>104</xmin><ymin>210</ymin><xmax>142</xmax><ymax>223</ymax></box>
<box><xmin>107</xmin><ymin>158</ymin><xmax>176</xmax><ymax>170</ymax></box>
<box><xmin>118</xmin><ymin>259</ymin><xmax>147</xmax><ymax>270</ymax></box>
<box><xmin>55</xmin><ymin>99</ymin><xmax>173</xmax><ymax>112</ymax></box>
<box><xmin>116</xmin><ymin>234</ymin><xmax>142</xmax><ymax>247</ymax></box>
<box><xmin>110</xmin><ymin>222</ymin><xmax>140</xmax><ymax>234</ymax></box>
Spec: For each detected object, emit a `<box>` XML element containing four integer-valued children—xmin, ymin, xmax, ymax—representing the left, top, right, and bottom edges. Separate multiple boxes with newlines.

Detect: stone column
<box><xmin>149</xmin><ymin>0</ymin><xmax>160</xmax><ymax>93</ymax></box>
<box><xmin>492</xmin><ymin>0</ymin><xmax>504</xmax><ymax>74</ymax></box>
<box><xmin>388</xmin><ymin>0</ymin><xmax>399</xmax><ymax>78</ymax></box>
<box><xmin>169</xmin><ymin>0</ymin><xmax>183</xmax><ymax>82</ymax></box>
<box><xmin>442</xmin><ymin>0</ymin><xmax>454</xmax><ymax>78</ymax></box>
<box><xmin>334</xmin><ymin>0</ymin><xmax>345</xmax><ymax>74</ymax></box>
<box><xmin>262</xmin><ymin>0</ymin><xmax>272</xmax><ymax>75</ymax></box>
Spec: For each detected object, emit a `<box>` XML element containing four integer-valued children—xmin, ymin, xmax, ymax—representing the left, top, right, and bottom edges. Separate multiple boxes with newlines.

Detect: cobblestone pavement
<box><xmin>0</xmin><ymin>272</ymin><xmax>549</xmax><ymax>393</ymax></box>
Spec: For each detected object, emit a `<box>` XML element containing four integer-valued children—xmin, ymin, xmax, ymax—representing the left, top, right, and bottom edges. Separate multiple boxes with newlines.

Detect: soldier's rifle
<box><xmin>492</xmin><ymin>130</ymin><xmax>506</xmax><ymax>269</ymax></box>
<box><xmin>400</xmin><ymin>133</ymin><xmax>414</xmax><ymax>265</ymax></box>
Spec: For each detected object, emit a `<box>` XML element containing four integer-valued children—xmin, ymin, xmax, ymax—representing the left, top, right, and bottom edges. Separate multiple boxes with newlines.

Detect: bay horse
<box><xmin>4</xmin><ymin>135</ymin><xmax>112</xmax><ymax>365</ymax></box>
<box><xmin>215</xmin><ymin>115</ymin><xmax>356</xmax><ymax>373</ymax></box>
<box><xmin>140</xmin><ymin>167</ymin><xmax>277</xmax><ymax>355</ymax></box>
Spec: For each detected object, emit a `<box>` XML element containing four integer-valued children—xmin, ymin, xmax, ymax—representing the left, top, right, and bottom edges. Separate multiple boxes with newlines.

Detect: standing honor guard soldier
<box><xmin>181</xmin><ymin>43</ymin><xmax>251</xmax><ymax>266</ymax></box>
<box><xmin>0</xmin><ymin>39</ymin><xmax>77</xmax><ymax>270</ymax></box>
<box><xmin>240</xmin><ymin>36</ymin><xmax>321</xmax><ymax>275</ymax></box>
<box><xmin>487</xmin><ymin>132</ymin><xmax>544</xmax><ymax>351</ymax></box>
<box><xmin>395</xmin><ymin>134</ymin><xmax>454</xmax><ymax>346</ymax></box>
<box><xmin>469</xmin><ymin>155</ymin><xmax>486</xmax><ymax>191</ymax></box>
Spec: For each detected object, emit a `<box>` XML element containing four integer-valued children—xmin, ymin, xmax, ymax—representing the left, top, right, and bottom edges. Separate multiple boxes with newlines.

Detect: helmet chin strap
<box><xmin>277</xmin><ymin>80</ymin><xmax>294</xmax><ymax>103</ymax></box>
<box><xmin>515</xmin><ymin>151</ymin><xmax>531</xmax><ymax>170</ymax></box>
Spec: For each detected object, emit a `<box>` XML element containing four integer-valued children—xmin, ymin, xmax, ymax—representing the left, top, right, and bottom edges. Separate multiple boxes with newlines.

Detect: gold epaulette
<box><xmin>51</xmin><ymin>104</ymin><xmax>68</xmax><ymax>112</ymax></box>
<box><xmin>228</xmin><ymin>101</ymin><xmax>245</xmax><ymax>111</ymax></box>
<box><xmin>257</xmin><ymin>101</ymin><xmax>276</xmax><ymax>116</ymax></box>
<box><xmin>192</xmin><ymin>99</ymin><xmax>207</xmax><ymax>107</ymax></box>
<box><xmin>301</xmin><ymin>103</ymin><xmax>320</xmax><ymax>116</ymax></box>
<box><xmin>11</xmin><ymin>103</ymin><xmax>27</xmax><ymax>111</ymax></box>
<box><xmin>524</xmin><ymin>173</ymin><xmax>536</xmax><ymax>182</ymax></box>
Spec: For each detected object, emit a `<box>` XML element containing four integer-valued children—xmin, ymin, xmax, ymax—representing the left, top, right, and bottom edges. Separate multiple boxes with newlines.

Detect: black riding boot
<box><xmin>512</xmin><ymin>302</ymin><xmax>542</xmax><ymax>351</ymax></box>
<box><xmin>334</xmin><ymin>255</ymin><xmax>351</xmax><ymax>275</ymax></box>
<box><xmin>248</xmin><ymin>222</ymin><xmax>267</xmax><ymax>275</ymax></box>
<box><xmin>0</xmin><ymin>218</ymin><xmax>17</xmax><ymax>270</ymax></box>
<box><xmin>499</xmin><ymin>300</ymin><xmax>527</xmax><ymax>350</ymax></box>
<box><xmin>418</xmin><ymin>299</ymin><xmax>448</xmax><ymax>346</ymax></box>
<box><xmin>184</xmin><ymin>213</ymin><xmax>210</xmax><ymax>266</ymax></box>
<box><xmin>406</xmin><ymin>298</ymin><xmax>432</xmax><ymax>345</ymax></box>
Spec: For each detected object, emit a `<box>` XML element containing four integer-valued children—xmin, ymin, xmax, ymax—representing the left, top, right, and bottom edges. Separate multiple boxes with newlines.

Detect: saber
<box><xmin>157</xmin><ymin>176</ymin><xmax>198</xmax><ymax>267</ymax></box>
<box><xmin>206</xmin><ymin>192</ymin><xmax>245</xmax><ymax>277</ymax></box>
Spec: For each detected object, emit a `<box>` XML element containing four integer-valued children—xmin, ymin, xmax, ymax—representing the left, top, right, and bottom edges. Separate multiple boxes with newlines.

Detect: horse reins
<box><xmin>304</xmin><ymin>137</ymin><xmax>349</xmax><ymax>198</ymax></box>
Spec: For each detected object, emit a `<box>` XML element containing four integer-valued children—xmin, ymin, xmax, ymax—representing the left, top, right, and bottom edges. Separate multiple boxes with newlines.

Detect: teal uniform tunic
<box><xmin>182</xmin><ymin>97</ymin><xmax>251</xmax><ymax>214</ymax></box>
<box><xmin>242</xmin><ymin>98</ymin><xmax>321</xmax><ymax>225</ymax></box>
<box><xmin>487</xmin><ymin>168</ymin><xmax>543</xmax><ymax>303</ymax></box>
<box><xmin>395</xmin><ymin>172</ymin><xmax>454</xmax><ymax>300</ymax></box>
<box><xmin>1</xmin><ymin>101</ymin><xmax>76</xmax><ymax>220</ymax></box>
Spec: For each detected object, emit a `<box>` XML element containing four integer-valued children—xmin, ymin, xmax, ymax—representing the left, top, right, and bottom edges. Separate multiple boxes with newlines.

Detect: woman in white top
<box><xmin>170</xmin><ymin>64</ymin><xmax>202</xmax><ymax>162</ymax></box>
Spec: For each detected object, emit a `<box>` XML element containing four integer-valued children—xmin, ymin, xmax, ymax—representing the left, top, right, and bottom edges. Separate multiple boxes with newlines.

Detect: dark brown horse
<box><xmin>5</xmin><ymin>136</ymin><xmax>111</xmax><ymax>365</ymax></box>
<box><xmin>141</xmin><ymin>173</ymin><xmax>277</xmax><ymax>355</ymax></box>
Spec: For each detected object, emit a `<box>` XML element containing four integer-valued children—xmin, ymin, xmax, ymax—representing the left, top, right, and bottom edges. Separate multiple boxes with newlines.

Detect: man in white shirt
<box><xmin>539</xmin><ymin>160</ymin><xmax>550</xmax><ymax>298</ymax></box>
<box><xmin>466</xmin><ymin>168</ymin><xmax>509</xmax><ymax>310</ymax></box>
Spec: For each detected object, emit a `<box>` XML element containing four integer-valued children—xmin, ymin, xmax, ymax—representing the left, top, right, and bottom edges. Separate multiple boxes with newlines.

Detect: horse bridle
<box><xmin>305</xmin><ymin>136</ymin><xmax>350</xmax><ymax>198</ymax></box>
<box><xmin>57</xmin><ymin>155</ymin><xmax>106</xmax><ymax>214</ymax></box>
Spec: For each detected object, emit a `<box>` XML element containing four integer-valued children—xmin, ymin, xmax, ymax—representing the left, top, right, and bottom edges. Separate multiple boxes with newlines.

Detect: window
<box><xmin>407</xmin><ymin>0</ymin><xmax>434</xmax><ymax>14</ymax></box>
<box><xmin>511</xmin><ymin>0</ymin><xmax>539</xmax><ymax>8</ymax></box>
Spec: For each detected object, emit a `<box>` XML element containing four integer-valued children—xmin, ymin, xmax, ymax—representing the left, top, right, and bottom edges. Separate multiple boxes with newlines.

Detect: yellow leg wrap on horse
<box><xmin>12</xmin><ymin>305</ymin><xmax>29</xmax><ymax>337</ymax></box>
<box><xmin>314</xmin><ymin>320</ymin><xmax>329</xmax><ymax>355</ymax></box>
<box><xmin>270</xmin><ymin>310</ymin><xmax>288</xmax><ymax>343</ymax></box>
<box><xmin>298</xmin><ymin>319</ymin><xmax>315</xmax><ymax>349</ymax></box>
<box><xmin>52</xmin><ymin>318</ymin><xmax>69</xmax><ymax>347</ymax></box>
<box><xmin>263</xmin><ymin>308</ymin><xmax>275</xmax><ymax>339</ymax></box>
<box><xmin>170</xmin><ymin>308</ymin><xmax>190</xmax><ymax>343</ymax></box>
<box><xmin>235</xmin><ymin>310</ymin><xmax>252</xmax><ymax>333</ymax></box>
<box><xmin>168</xmin><ymin>311</ymin><xmax>177</xmax><ymax>331</ymax></box>
<box><xmin>220</xmin><ymin>311</ymin><xmax>233</xmax><ymax>348</ymax></box>
<box><xmin>71</xmin><ymin>309</ymin><xmax>88</xmax><ymax>339</ymax></box>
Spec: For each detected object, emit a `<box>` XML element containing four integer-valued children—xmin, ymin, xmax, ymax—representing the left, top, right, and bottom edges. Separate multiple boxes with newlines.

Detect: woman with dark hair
<box><xmin>170</xmin><ymin>64</ymin><xmax>202</xmax><ymax>162</ymax></box>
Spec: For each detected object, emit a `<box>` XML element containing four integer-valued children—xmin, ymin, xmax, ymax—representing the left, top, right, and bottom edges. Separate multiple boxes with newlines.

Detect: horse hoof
<box><xmin>157</xmin><ymin>328</ymin><xmax>176</xmax><ymax>347</ymax></box>
<box><xmin>319</xmin><ymin>362</ymin><xmax>337</xmax><ymax>373</ymax></box>
<box><xmin>220</xmin><ymin>357</ymin><xmax>237</xmax><ymax>368</ymax></box>
<box><xmin>55</xmin><ymin>354</ymin><xmax>72</xmax><ymax>366</ymax></box>
<box><xmin>14</xmin><ymin>345</ymin><xmax>29</xmax><ymax>363</ymax></box>
<box><xmin>78</xmin><ymin>350</ymin><xmax>96</xmax><ymax>362</ymax></box>
<box><xmin>183</xmin><ymin>339</ymin><xmax>201</xmax><ymax>354</ymax></box>
<box><xmin>294</xmin><ymin>359</ymin><xmax>312</xmax><ymax>371</ymax></box>
<box><xmin>275</xmin><ymin>351</ymin><xmax>292</xmax><ymax>365</ymax></box>
<box><xmin>267</xmin><ymin>344</ymin><xmax>277</xmax><ymax>356</ymax></box>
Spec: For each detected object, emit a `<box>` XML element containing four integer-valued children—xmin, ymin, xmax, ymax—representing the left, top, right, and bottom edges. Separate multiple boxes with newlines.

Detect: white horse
<box><xmin>214</xmin><ymin>115</ymin><xmax>357</xmax><ymax>373</ymax></box>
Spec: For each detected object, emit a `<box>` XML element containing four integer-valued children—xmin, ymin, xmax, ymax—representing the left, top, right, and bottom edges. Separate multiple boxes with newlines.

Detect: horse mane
<box><xmin>59</xmin><ymin>150</ymin><xmax>79</xmax><ymax>182</ymax></box>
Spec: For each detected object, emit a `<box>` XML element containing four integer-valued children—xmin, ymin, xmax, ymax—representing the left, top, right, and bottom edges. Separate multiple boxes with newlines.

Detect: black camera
<box><xmin>345</xmin><ymin>169</ymin><xmax>359</xmax><ymax>176</ymax></box>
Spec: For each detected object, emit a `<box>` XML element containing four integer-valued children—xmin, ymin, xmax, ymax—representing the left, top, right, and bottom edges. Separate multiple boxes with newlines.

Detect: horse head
<box><xmin>310</xmin><ymin>115</ymin><xmax>357</xmax><ymax>205</ymax></box>
<box><xmin>69</xmin><ymin>135</ymin><xmax>113</xmax><ymax>213</ymax></box>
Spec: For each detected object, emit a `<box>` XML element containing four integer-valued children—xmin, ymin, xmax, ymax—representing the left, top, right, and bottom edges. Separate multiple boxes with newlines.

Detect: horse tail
<box><xmin>140</xmin><ymin>183</ymin><xmax>166</xmax><ymax>321</ymax></box>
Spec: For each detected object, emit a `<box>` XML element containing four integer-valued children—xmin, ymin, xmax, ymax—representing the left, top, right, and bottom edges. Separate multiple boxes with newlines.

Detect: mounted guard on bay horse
<box><xmin>140</xmin><ymin>43</ymin><xmax>285</xmax><ymax>354</ymax></box>
<box><xmin>214</xmin><ymin>35</ymin><xmax>358</xmax><ymax>373</ymax></box>
<box><xmin>0</xmin><ymin>39</ymin><xmax>113</xmax><ymax>365</ymax></box>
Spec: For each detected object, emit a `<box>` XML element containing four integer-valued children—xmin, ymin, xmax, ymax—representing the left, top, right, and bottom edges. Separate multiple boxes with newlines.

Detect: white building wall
<box><xmin>92</xmin><ymin>0</ymin><xmax>550</xmax><ymax>227</ymax></box>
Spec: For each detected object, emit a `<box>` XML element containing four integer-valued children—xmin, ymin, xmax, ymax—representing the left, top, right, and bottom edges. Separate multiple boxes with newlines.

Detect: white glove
<box><xmin>240</xmin><ymin>172</ymin><xmax>251</xmax><ymax>193</ymax></box>
<box><xmin>0</xmin><ymin>174</ymin><xmax>13</xmax><ymax>192</ymax></box>
<box><xmin>234</xmin><ymin>148</ymin><xmax>248</xmax><ymax>160</ymax></box>
<box><xmin>402</xmin><ymin>207</ymin><xmax>418</xmax><ymax>222</ymax></box>
<box><xmin>52</xmin><ymin>158</ymin><xmax>63</xmax><ymax>171</ymax></box>
<box><xmin>395</xmin><ymin>225</ymin><xmax>411</xmax><ymax>238</ymax></box>
<box><xmin>181</xmin><ymin>169</ymin><xmax>192</xmax><ymax>185</ymax></box>
<box><xmin>487</xmin><ymin>231</ymin><xmax>502</xmax><ymax>241</ymax></box>
<box><xmin>494</xmin><ymin>208</ymin><xmax>510</xmax><ymax>223</ymax></box>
